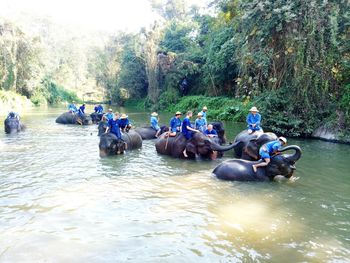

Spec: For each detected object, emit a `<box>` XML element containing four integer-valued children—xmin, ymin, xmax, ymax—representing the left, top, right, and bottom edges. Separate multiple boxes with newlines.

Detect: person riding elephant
<box><xmin>134</xmin><ymin>112</ymin><xmax>168</xmax><ymax>139</ymax></box>
<box><xmin>246</xmin><ymin>106</ymin><xmax>262</xmax><ymax>134</ymax></box>
<box><xmin>169</xmin><ymin>111</ymin><xmax>182</xmax><ymax>136</ymax></box>
<box><xmin>91</xmin><ymin>104</ymin><xmax>104</xmax><ymax>124</ymax></box>
<box><xmin>4</xmin><ymin>111</ymin><xmax>24</xmax><ymax>134</ymax></box>
<box><xmin>212</xmin><ymin>145</ymin><xmax>302</xmax><ymax>181</ymax></box>
<box><xmin>56</xmin><ymin>112</ymin><xmax>92</xmax><ymax>125</ymax></box>
<box><xmin>209</xmin><ymin>121</ymin><xmax>226</xmax><ymax>144</ymax></box>
<box><xmin>99</xmin><ymin>130</ymin><xmax>142</xmax><ymax>157</ymax></box>
<box><xmin>232</xmin><ymin>129</ymin><xmax>277</xmax><ymax>160</ymax></box>
<box><xmin>155</xmin><ymin>132</ymin><xmax>238</xmax><ymax>159</ymax></box>
<box><xmin>97</xmin><ymin>115</ymin><xmax>109</xmax><ymax>136</ymax></box>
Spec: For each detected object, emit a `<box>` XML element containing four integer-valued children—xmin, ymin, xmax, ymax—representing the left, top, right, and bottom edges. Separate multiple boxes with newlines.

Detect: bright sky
<box><xmin>0</xmin><ymin>0</ymin><xmax>207</xmax><ymax>32</ymax></box>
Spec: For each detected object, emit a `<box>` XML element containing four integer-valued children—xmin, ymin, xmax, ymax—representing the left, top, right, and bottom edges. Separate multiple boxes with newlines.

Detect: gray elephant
<box><xmin>213</xmin><ymin>145</ymin><xmax>302</xmax><ymax>181</ymax></box>
<box><xmin>99</xmin><ymin>130</ymin><xmax>142</xmax><ymax>157</ymax></box>
<box><xmin>232</xmin><ymin>129</ymin><xmax>278</xmax><ymax>160</ymax></box>
<box><xmin>90</xmin><ymin>112</ymin><xmax>104</xmax><ymax>124</ymax></box>
<box><xmin>4</xmin><ymin>115</ymin><xmax>25</xmax><ymax>134</ymax></box>
<box><xmin>56</xmin><ymin>112</ymin><xmax>92</xmax><ymax>125</ymax></box>
<box><xmin>134</xmin><ymin>126</ymin><xmax>168</xmax><ymax>140</ymax></box>
<box><xmin>155</xmin><ymin>132</ymin><xmax>237</xmax><ymax>159</ymax></box>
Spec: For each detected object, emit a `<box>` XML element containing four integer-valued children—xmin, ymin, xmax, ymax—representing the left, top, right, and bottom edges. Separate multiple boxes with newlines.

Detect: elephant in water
<box><xmin>99</xmin><ymin>130</ymin><xmax>142</xmax><ymax>157</ymax></box>
<box><xmin>56</xmin><ymin>112</ymin><xmax>92</xmax><ymax>125</ymax></box>
<box><xmin>4</xmin><ymin>117</ymin><xmax>25</xmax><ymax>134</ymax></box>
<box><xmin>213</xmin><ymin>145</ymin><xmax>302</xmax><ymax>181</ymax></box>
<box><xmin>155</xmin><ymin>132</ymin><xmax>237</xmax><ymax>159</ymax></box>
<box><xmin>232</xmin><ymin>129</ymin><xmax>278</xmax><ymax>160</ymax></box>
<box><xmin>90</xmin><ymin>112</ymin><xmax>104</xmax><ymax>124</ymax></box>
<box><xmin>134</xmin><ymin>126</ymin><xmax>168</xmax><ymax>140</ymax></box>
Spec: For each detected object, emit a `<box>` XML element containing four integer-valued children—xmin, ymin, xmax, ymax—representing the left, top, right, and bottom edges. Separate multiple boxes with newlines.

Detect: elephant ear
<box><xmin>186</xmin><ymin>141</ymin><xmax>197</xmax><ymax>155</ymax></box>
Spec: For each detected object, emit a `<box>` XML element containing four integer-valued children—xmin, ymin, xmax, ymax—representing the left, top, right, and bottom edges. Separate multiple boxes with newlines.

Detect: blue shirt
<box><xmin>181</xmin><ymin>117</ymin><xmax>193</xmax><ymax>138</ymax></box>
<box><xmin>200</xmin><ymin>111</ymin><xmax>207</xmax><ymax>124</ymax></box>
<box><xmin>78</xmin><ymin>105</ymin><xmax>85</xmax><ymax>115</ymax></box>
<box><xmin>108</xmin><ymin>119</ymin><xmax>121</xmax><ymax>139</ymax></box>
<box><xmin>118</xmin><ymin>118</ymin><xmax>130</xmax><ymax>129</ymax></box>
<box><xmin>170</xmin><ymin>117</ymin><xmax>181</xmax><ymax>133</ymax></box>
<box><xmin>150</xmin><ymin>116</ymin><xmax>160</xmax><ymax>130</ymax></box>
<box><xmin>68</xmin><ymin>104</ymin><xmax>78</xmax><ymax>113</ymax></box>
<box><xmin>105</xmin><ymin>112</ymin><xmax>114</xmax><ymax>121</ymax></box>
<box><xmin>205</xmin><ymin>129</ymin><xmax>217</xmax><ymax>136</ymax></box>
<box><xmin>262</xmin><ymin>140</ymin><xmax>282</xmax><ymax>154</ymax></box>
<box><xmin>246</xmin><ymin>113</ymin><xmax>261</xmax><ymax>130</ymax></box>
<box><xmin>195</xmin><ymin>118</ymin><xmax>206</xmax><ymax>132</ymax></box>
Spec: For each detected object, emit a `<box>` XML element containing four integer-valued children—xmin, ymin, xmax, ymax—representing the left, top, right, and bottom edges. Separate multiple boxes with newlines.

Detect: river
<box><xmin>0</xmin><ymin>105</ymin><xmax>349</xmax><ymax>262</ymax></box>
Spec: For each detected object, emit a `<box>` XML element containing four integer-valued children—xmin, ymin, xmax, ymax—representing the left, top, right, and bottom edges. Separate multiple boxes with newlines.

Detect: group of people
<box><xmin>100</xmin><ymin>109</ymin><xmax>132</xmax><ymax>139</ymax></box>
<box><xmin>245</xmin><ymin>106</ymin><xmax>288</xmax><ymax>173</ymax></box>
<box><xmin>67</xmin><ymin>101</ymin><xmax>86</xmax><ymax>119</ymax></box>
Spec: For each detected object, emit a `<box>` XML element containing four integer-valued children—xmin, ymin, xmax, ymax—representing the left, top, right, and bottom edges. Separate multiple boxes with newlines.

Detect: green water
<box><xmin>0</xmin><ymin>105</ymin><xmax>349</xmax><ymax>262</ymax></box>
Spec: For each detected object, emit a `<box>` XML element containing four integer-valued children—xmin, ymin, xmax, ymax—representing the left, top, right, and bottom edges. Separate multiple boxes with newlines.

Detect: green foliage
<box><xmin>165</xmin><ymin>95</ymin><xmax>249</xmax><ymax>121</ymax></box>
<box><xmin>31</xmin><ymin>77</ymin><xmax>79</xmax><ymax>105</ymax></box>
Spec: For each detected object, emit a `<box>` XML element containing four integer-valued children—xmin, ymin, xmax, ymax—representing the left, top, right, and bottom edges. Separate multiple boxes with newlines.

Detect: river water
<box><xmin>0</xmin><ymin>105</ymin><xmax>349</xmax><ymax>263</ymax></box>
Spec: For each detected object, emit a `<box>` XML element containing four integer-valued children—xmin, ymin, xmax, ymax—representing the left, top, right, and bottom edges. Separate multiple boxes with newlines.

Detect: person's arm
<box><xmin>246</xmin><ymin>113</ymin><xmax>252</xmax><ymax>125</ymax></box>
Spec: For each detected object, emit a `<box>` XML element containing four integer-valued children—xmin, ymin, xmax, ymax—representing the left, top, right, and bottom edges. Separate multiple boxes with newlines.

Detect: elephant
<box><xmin>99</xmin><ymin>130</ymin><xmax>142</xmax><ymax>157</ymax></box>
<box><xmin>134</xmin><ymin>126</ymin><xmax>168</xmax><ymax>140</ymax></box>
<box><xmin>213</xmin><ymin>145</ymin><xmax>302</xmax><ymax>181</ymax></box>
<box><xmin>232</xmin><ymin>129</ymin><xmax>278</xmax><ymax>160</ymax></box>
<box><xmin>155</xmin><ymin>132</ymin><xmax>237</xmax><ymax>159</ymax></box>
<box><xmin>56</xmin><ymin>112</ymin><xmax>92</xmax><ymax>125</ymax></box>
<box><xmin>90</xmin><ymin>112</ymin><xmax>104</xmax><ymax>124</ymax></box>
<box><xmin>210</xmin><ymin>121</ymin><xmax>226</xmax><ymax>144</ymax></box>
<box><xmin>4</xmin><ymin>117</ymin><xmax>25</xmax><ymax>134</ymax></box>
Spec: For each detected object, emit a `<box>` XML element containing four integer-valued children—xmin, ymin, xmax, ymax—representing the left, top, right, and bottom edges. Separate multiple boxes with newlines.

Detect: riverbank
<box><xmin>0</xmin><ymin>90</ymin><xmax>33</xmax><ymax>115</ymax></box>
<box><xmin>126</xmin><ymin>96</ymin><xmax>350</xmax><ymax>144</ymax></box>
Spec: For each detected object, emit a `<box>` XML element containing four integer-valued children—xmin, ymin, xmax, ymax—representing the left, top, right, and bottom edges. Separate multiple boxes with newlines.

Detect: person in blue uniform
<box><xmin>78</xmin><ymin>103</ymin><xmax>86</xmax><ymax>118</ymax></box>
<box><xmin>118</xmin><ymin>114</ymin><xmax>132</xmax><ymax>132</ymax></box>
<box><xmin>150</xmin><ymin>112</ymin><xmax>161</xmax><ymax>137</ymax></box>
<box><xmin>105</xmin><ymin>114</ymin><xmax>121</xmax><ymax>139</ymax></box>
<box><xmin>195</xmin><ymin>112</ymin><xmax>206</xmax><ymax>133</ymax></box>
<box><xmin>68</xmin><ymin>101</ymin><xmax>78</xmax><ymax>113</ymax></box>
<box><xmin>7</xmin><ymin>111</ymin><xmax>20</xmax><ymax>120</ymax></box>
<box><xmin>105</xmin><ymin>109</ymin><xmax>114</xmax><ymax>121</ymax></box>
<box><xmin>169</xmin><ymin>111</ymin><xmax>182</xmax><ymax>137</ymax></box>
<box><xmin>204</xmin><ymin>124</ymin><xmax>218</xmax><ymax>138</ymax></box>
<box><xmin>199</xmin><ymin>106</ymin><xmax>208</xmax><ymax>125</ymax></box>
<box><xmin>94</xmin><ymin>104</ymin><xmax>104</xmax><ymax>114</ymax></box>
<box><xmin>182</xmin><ymin>111</ymin><xmax>200</xmax><ymax>157</ymax></box>
<box><xmin>252</xmin><ymin>137</ymin><xmax>287</xmax><ymax>172</ymax></box>
<box><xmin>247</xmin><ymin>106</ymin><xmax>262</xmax><ymax>134</ymax></box>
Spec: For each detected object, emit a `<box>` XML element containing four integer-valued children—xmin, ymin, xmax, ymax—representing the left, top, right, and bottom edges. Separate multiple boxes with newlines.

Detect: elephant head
<box><xmin>99</xmin><ymin>133</ymin><xmax>127</xmax><ymax>157</ymax></box>
<box><xmin>4</xmin><ymin>118</ymin><xmax>22</xmax><ymax>134</ymax></box>
<box><xmin>266</xmin><ymin>145</ymin><xmax>302</xmax><ymax>179</ymax></box>
<box><xmin>185</xmin><ymin>132</ymin><xmax>237</xmax><ymax>159</ymax></box>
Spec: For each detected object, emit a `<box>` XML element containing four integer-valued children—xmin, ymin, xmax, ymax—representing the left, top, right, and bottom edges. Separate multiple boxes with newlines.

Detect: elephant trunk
<box><xmin>279</xmin><ymin>145</ymin><xmax>302</xmax><ymax>162</ymax></box>
<box><xmin>210</xmin><ymin>140</ymin><xmax>240</xmax><ymax>152</ymax></box>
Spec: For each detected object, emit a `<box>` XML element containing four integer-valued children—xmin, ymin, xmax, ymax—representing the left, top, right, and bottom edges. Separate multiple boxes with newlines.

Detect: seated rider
<box><xmin>195</xmin><ymin>112</ymin><xmax>206</xmax><ymax>133</ymax></box>
<box><xmin>68</xmin><ymin>101</ymin><xmax>78</xmax><ymax>114</ymax></box>
<box><xmin>199</xmin><ymin>106</ymin><xmax>208</xmax><ymax>126</ymax></box>
<box><xmin>252</xmin><ymin>137</ymin><xmax>287</xmax><ymax>173</ymax></box>
<box><xmin>78</xmin><ymin>103</ymin><xmax>86</xmax><ymax>118</ymax></box>
<box><xmin>7</xmin><ymin>111</ymin><xmax>20</xmax><ymax>120</ymax></box>
<box><xmin>118</xmin><ymin>114</ymin><xmax>132</xmax><ymax>132</ymax></box>
<box><xmin>105</xmin><ymin>113</ymin><xmax>122</xmax><ymax>139</ymax></box>
<box><xmin>94</xmin><ymin>104</ymin><xmax>104</xmax><ymax>114</ymax></box>
<box><xmin>98</xmin><ymin>115</ymin><xmax>109</xmax><ymax>136</ymax></box>
<box><xmin>169</xmin><ymin>111</ymin><xmax>182</xmax><ymax>137</ymax></box>
<box><xmin>247</xmin><ymin>106</ymin><xmax>262</xmax><ymax>134</ymax></box>
<box><xmin>105</xmin><ymin>109</ymin><xmax>114</xmax><ymax>121</ymax></box>
<box><xmin>150</xmin><ymin>112</ymin><xmax>161</xmax><ymax>138</ymax></box>
<box><xmin>182</xmin><ymin>111</ymin><xmax>200</xmax><ymax>157</ymax></box>
<box><xmin>204</xmin><ymin>124</ymin><xmax>218</xmax><ymax>138</ymax></box>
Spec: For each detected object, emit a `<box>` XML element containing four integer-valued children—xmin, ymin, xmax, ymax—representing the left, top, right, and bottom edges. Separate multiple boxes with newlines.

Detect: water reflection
<box><xmin>0</xmin><ymin>106</ymin><xmax>349</xmax><ymax>262</ymax></box>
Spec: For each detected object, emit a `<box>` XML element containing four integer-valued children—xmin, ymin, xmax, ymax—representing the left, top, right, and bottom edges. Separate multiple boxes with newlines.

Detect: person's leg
<box><xmin>252</xmin><ymin>158</ymin><xmax>270</xmax><ymax>172</ymax></box>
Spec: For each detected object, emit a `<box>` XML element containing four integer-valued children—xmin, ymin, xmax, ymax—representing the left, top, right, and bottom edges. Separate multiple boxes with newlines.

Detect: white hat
<box><xmin>151</xmin><ymin>112</ymin><xmax>158</xmax><ymax>117</ymax></box>
<box><xmin>279</xmin><ymin>137</ymin><xmax>287</xmax><ymax>144</ymax></box>
<box><xmin>120</xmin><ymin>114</ymin><xmax>128</xmax><ymax>119</ymax></box>
<box><xmin>249</xmin><ymin>106</ymin><xmax>259</xmax><ymax>112</ymax></box>
<box><xmin>197</xmin><ymin>112</ymin><xmax>203</xmax><ymax>116</ymax></box>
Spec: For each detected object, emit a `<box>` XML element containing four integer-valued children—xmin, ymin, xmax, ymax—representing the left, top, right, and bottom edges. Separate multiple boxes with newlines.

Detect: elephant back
<box><xmin>56</xmin><ymin>112</ymin><xmax>75</xmax><ymax>124</ymax></box>
<box><xmin>135</xmin><ymin>127</ymin><xmax>156</xmax><ymax>140</ymax></box>
<box><xmin>155</xmin><ymin>133</ymin><xmax>186</xmax><ymax>157</ymax></box>
<box><xmin>122</xmin><ymin>130</ymin><xmax>142</xmax><ymax>150</ymax></box>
